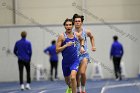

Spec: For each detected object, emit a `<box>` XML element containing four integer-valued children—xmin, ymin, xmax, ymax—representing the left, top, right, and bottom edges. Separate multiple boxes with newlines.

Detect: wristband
<box><xmin>81</xmin><ymin>45</ymin><xmax>84</xmax><ymax>48</ymax></box>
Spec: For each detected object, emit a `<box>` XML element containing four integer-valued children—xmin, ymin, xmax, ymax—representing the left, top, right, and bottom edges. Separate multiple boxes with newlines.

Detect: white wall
<box><xmin>0</xmin><ymin>22</ymin><xmax>140</xmax><ymax>82</ymax></box>
<box><xmin>86</xmin><ymin>0</ymin><xmax>140</xmax><ymax>23</ymax></box>
<box><xmin>0</xmin><ymin>0</ymin><xmax>140</xmax><ymax>25</ymax></box>
<box><xmin>0</xmin><ymin>0</ymin><xmax>13</xmax><ymax>24</ymax></box>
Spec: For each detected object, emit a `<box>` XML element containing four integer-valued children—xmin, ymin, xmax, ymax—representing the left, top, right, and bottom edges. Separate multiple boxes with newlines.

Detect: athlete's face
<box><xmin>65</xmin><ymin>21</ymin><xmax>73</xmax><ymax>33</ymax></box>
<box><xmin>74</xmin><ymin>18</ymin><xmax>83</xmax><ymax>28</ymax></box>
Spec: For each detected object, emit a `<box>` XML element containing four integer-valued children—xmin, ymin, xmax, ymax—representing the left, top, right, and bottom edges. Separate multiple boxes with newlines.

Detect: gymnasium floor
<box><xmin>0</xmin><ymin>78</ymin><xmax>140</xmax><ymax>93</ymax></box>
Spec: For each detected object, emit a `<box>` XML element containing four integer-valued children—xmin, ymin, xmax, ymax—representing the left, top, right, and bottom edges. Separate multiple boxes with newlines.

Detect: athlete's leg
<box><xmin>65</xmin><ymin>76</ymin><xmax>71</xmax><ymax>87</ymax></box>
<box><xmin>71</xmin><ymin>70</ymin><xmax>77</xmax><ymax>93</ymax></box>
<box><xmin>65</xmin><ymin>76</ymin><xmax>72</xmax><ymax>93</ymax></box>
<box><xmin>62</xmin><ymin>63</ymin><xmax>72</xmax><ymax>93</ymax></box>
<box><xmin>76</xmin><ymin>68</ymin><xmax>81</xmax><ymax>93</ymax></box>
<box><xmin>80</xmin><ymin>58</ymin><xmax>88</xmax><ymax>92</ymax></box>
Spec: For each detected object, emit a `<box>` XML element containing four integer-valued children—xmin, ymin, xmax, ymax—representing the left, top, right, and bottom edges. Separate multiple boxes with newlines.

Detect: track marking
<box><xmin>101</xmin><ymin>82</ymin><xmax>140</xmax><ymax>93</ymax></box>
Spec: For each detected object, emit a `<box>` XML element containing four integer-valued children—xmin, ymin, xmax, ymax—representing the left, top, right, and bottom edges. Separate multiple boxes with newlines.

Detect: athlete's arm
<box><xmin>78</xmin><ymin>35</ymin><xmax>84</xmax><ymax>46</ymax></box>
<box><xmin>86</xmin><ymin>29</ymin><xmax>96</xmax><ymax>51</ymax></box>
<box><xmin>76</xmin><ymin>33</ymin><xmax>85</xmax><ymax>53</ymax></box>
<box><xmin>56</xmin><ymin>34</ymin><xmax>73</xmax><ymax>53</ymax></box>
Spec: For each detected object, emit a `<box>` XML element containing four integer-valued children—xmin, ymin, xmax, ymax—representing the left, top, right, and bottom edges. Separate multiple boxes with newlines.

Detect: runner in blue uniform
<box><xmin>73</xmin><ymin>14</ymin><xmax>96</xmax><ymax>93</ymax></box>
<box><xmin>56</xmin><ymin>18</ymin><xmax>85</xmax><ymax>93</ymax></box>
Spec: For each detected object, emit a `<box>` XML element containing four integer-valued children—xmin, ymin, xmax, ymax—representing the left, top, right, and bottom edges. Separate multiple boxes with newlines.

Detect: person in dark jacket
<box><xmin>44</xmin><ymin>40</ymin><xmax>58</xmax><ymax>81</ymax></box>
<box><xmin>110</xmin><ymin>35</ymin><xmax>124</xmax><ymax>80</ymax></box>
<box><xmin>14</xmin><ymin>31</ymin><xmax>32</xmax><ymax>90</ymax></box>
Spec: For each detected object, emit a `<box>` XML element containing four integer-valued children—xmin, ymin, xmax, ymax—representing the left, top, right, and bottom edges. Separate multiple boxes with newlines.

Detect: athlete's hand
<box><xmin>92</xmin><ymin>47</ymin><xmax>96</xmax><ymax>51</ymax></box>
<box><xmin>80</xmin><ymin>46</ymin><xmax>85</xmax><ymax>54</ymax></box>
<box><xmin>66</xmin><ymin>41</ymin><xmax>73</xmax><ymax>47</ymax></box>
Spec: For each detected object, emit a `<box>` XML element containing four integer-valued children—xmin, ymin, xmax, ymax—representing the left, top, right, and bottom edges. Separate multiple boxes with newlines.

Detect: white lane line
<box><xmin>38</xmin><ymin>90</ymin><xmax>48</xmax><ymax>93</ymax></box>
<box><xmin>101</xmin><ymin>82</ymin><xmax>140</xmax><ymax>93</ymax></box>
<box><xmin>8</xmin><ymin>91</ymin><xmax>18</xmax><ymax>93</ymax></box>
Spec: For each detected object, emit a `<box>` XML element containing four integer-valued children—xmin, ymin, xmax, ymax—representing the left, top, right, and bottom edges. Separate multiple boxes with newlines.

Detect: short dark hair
<box><xmin>63</xmin><ymin>18</ymin><xmax>74</xmax><ymax>26</ymax></box>
<box><xmin>51</xmin><ymin>40</ymin><xmax>56</xmax><ymax>45</ymax></box>
<box><xmin>113</xmin><ymin>35</ymin><xmax>118</xmax><ymax>41</ymax></box>
<box><xmin>21</xmin><ymin>31</ymin><xmax>27</xmax><ymax>38</ymax></box>
<box><xmin>72</xmin><ymin>14</ymin><xmax>84</xmax><ymax>22</ymax></box>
